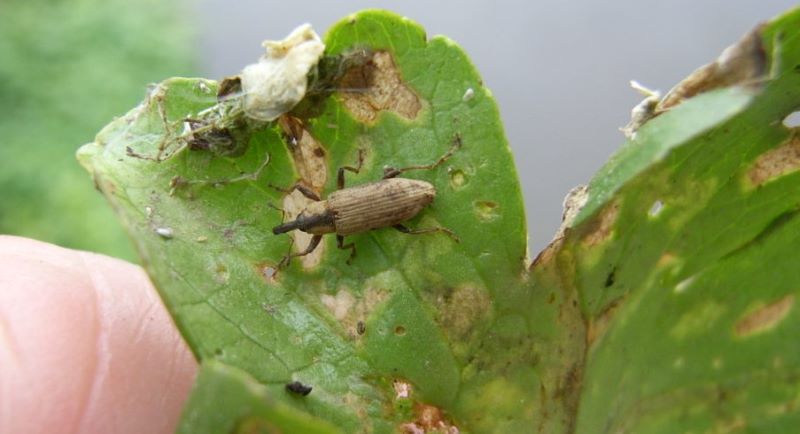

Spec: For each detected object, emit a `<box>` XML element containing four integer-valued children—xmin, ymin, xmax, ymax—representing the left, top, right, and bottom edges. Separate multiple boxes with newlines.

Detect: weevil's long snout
<box><xmin>272</xmin><ymin>220</ymin><xmax>301</xmax><ymax>234</ymax></box>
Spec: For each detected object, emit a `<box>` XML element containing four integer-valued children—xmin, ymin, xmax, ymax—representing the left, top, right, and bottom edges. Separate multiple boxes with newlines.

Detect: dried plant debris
<box><xmin>660</xmin><ymin>24</ymin><xmax>767</xmax><ymax>110</ymax></box>
<box><xmin>240</xmin><ymin>24</ymin><xmax>326</xmax><ymax>122</ymax></box>
<box><xmin>622</xmin><ymin>24</ymin><xmax>768</xmax><ymax>138</ymax></box>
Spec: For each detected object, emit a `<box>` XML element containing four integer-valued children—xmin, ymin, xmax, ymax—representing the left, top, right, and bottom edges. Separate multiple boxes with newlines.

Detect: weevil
<box><xmin>273</xmin><ymin>136</ymin><xmax>461</xmax><ymax>267</ymax></box>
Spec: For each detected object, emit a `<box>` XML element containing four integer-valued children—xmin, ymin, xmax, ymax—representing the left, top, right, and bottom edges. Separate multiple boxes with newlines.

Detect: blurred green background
<box><xmin>0</xmin><ymin>0</ymin><xmax>195</xmax><ymax>261</ymax></box>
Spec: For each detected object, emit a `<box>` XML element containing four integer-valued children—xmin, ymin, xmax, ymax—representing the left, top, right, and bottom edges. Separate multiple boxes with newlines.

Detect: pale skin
<box><xmin>0</xmin><ymin>236</ymin><xmax>197</xmax><ymax>434</ymax></box>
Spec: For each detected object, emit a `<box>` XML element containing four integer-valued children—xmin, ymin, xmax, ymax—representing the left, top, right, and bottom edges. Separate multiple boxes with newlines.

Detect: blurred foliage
<box><xmin>0</xmin><ymin>0</ymin><xmax>195</xmax><ymax>260</ymax></box>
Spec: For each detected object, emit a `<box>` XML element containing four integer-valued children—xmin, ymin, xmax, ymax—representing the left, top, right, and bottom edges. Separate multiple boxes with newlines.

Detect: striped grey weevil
<box><xmin>273</xmin><ymin>136</ymin><xmax>461</xmax><ymax>267</ymax></box>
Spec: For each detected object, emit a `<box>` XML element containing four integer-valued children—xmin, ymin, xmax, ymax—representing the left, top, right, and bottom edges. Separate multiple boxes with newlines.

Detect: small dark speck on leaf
<box><xmin>286</xmin><ymin>381</ymin><xmax>313</xmax><ymax>396</ymax></box>
<box><xmin>357</xmin><ymin>321</ymin><xmax>366</xmax><ymax>335</ymax></box>
<box><xmin>605</xmin><ymin>268</ymin><xmax>616</xmax><ymax>288</ymax></box>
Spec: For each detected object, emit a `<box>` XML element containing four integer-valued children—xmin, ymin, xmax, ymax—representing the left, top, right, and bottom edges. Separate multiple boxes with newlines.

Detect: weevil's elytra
<box><xmin>272</xmin><ymin>178</ymin><xmax>434</xmax><ymax>236</ymax></box>
<box><xmin>273</xmin><ymin>136</ymin><xmax>461</xmax><ymax>267</ymax></box>
<box><xmin>329</xmin><ymin>178</ymin><xmax>435</xmax><ymax>235</ymax></box>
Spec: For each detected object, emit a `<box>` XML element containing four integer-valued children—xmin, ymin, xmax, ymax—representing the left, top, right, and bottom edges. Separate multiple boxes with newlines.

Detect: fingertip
<box><xmin>0</xmin><ymin>236</ymin><xmax>197</xmax><ymax>434</ymax></box>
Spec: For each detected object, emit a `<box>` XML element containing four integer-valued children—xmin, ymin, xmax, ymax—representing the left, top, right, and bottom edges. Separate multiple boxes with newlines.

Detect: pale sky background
<box><xmin>196</xmin><ymin>1</ymin><xmax>798</xmax><ymax>254</ymax></box>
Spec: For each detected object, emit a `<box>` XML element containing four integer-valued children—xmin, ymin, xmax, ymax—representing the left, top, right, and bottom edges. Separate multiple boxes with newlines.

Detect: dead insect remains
<box><xmin>285</xmin><ymin>381</ymin><xmax>313</xmax><ymax>396</ymax></box>
<box><xmin>274</xmin><ymin>136</ymin><xmax>462</xmax><ymax>267</ymax></box>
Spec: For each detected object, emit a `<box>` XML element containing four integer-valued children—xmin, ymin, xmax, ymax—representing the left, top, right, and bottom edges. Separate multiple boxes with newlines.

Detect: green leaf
<box><xmin>178</xmin><ymin>360</ymin><xmax>342</xmax><ymax>434</ymax></box>
<box><xmin>78</xmin><ymin>7</ymin><xmax>800</xmax><ymax>434</ymax></box>
<box><xmin>566</xmin><ymin>9</ymin><xmax>800</xmax><ymax>433</ymax></box>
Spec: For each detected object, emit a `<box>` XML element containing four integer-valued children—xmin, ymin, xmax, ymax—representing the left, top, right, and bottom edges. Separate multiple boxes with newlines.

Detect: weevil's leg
<box><xmin>392</xmin><ymin>224</ymin><xmax>461</xmax><ymax>243</ymax></box>
<box><xmin>336</xmin><ymin>235</ymin><xmax>357</xmax><ymax>265</ymax></box>
<box><xmin>383</xmin><ymin>135</ymin><xmax>462</xmax><ymax>179</ymax></box>
<box><xmin>278</xmin><ymin>234</ymin><xmax>323</xmax><ymax>269</ymax></box>
<box><xmin>337</xmin><ymin>149</ymin><xmax>365</xmax><ymax>189</ymax></box>
<box><xmin>154</xmin><ymin>91</ymin><xmax>185</xmax><ymax>161</ymax></box>
<box><xmin>169</xmin><ymin>152</ymin><xmax>271</xmax><ymax>195</ymax></box>
<box><xmin>270</xmin><ymin>182</ymin><xmax>321</xmax><ymax>201</ymax></box>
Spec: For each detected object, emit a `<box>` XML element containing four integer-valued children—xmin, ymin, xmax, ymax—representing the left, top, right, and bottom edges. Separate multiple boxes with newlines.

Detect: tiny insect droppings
<box><xmin>286</xmin><ymin>381</ymin><xmax>313</xmax><ymax>396</ymax></box>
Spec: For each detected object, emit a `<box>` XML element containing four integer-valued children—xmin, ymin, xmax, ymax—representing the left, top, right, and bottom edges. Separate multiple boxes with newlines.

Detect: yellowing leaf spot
<box><xmin>338</xmin><ymin>51</ymin><xmax>422</xmax><ymax>123</ymax></box>
<box><xmin>748</xmin><ymin>134</ymin><xmax>800</xmax><ymax>187</ymax></box>
<box><xmin>735</xmin><ymin>294</ymin><xmax>794</xmax><ymax>338</ymax></box>
<box><xmin>474</xmin><ymin>200</ymin><xmax>499</xmax><ymax>222</ymax></box>
<box><xmin>670</xmin><ymin>301</ymin><xmax>726</xmax><ymax>340</ymax></box>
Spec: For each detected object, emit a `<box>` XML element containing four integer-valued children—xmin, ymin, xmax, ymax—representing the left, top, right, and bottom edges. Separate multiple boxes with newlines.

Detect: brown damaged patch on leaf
<box><xmin>581</xmin><ymin>201</ymin><xmax>620</xmax><ymax>247</ymax></box>
<box><xmin>659</xmin><ymin>24</ymin><xmax>766</xmax><ymax>111</ymax></box>
<box><xmin>400</xmin><ymin>404</ymin><xmax>460</xmax><ymax>434</ymax></box>
<box><xmin>747</xmin><ymin>132</ymin><xmax>800</xmax><ymax>186</ymax></box>
<box><xmin>586</xmin><ymin>295</ymin><xmax>626</xmax><ymax>349</ymax></box>
<box><xmin>278</xmin><ymin>115</ymin><xmax>327</xmax><ymax>190</ymax></box>
<box><xmin>277</xmin><ymin>115</ymin><xmax>328</xmax><ymax>268</ymax></box>
<box><xmin>735</xmin><ymin>294</ymin><xmax>795</xmax><ymax>337</ymax></box>
<box><xmin>338</xmin><ymin>50</ymin><xmax>422</xmax><ymax>123</ymax></box>
<box><xmin>320</xmin><ymin>287</ymin><xmax>390</xmax><ymax>339</ymax></box>
<box><xmin>532</xmin><ymin>185</ymin><xmax>590</xmax><ymax>269</ymax></box>
<box><xmin>530</xmin><ymin>236</ymin><xmax>563</xmax><ymax>269</ymax></box>
<box><xmin>434</xmin><ymin>286</ymin><xmax>492</xmax><ymax>341</ymax></box>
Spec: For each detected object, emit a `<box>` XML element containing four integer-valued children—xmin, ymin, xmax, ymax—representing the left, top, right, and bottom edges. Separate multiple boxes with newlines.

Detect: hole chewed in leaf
<box><xmin>735</xmin><ymin>295</ymin><xmax>794</xmax><ymax>338</ymax></box>
<box><xmin>338</xmin><ymin>50</ymin><xmax>422</xmax><ymax>123</ymax></box>
<box><xmin>748</xmin><ymin>133</ymin><xmax>800</xmax><ymax>186</ymax></box>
